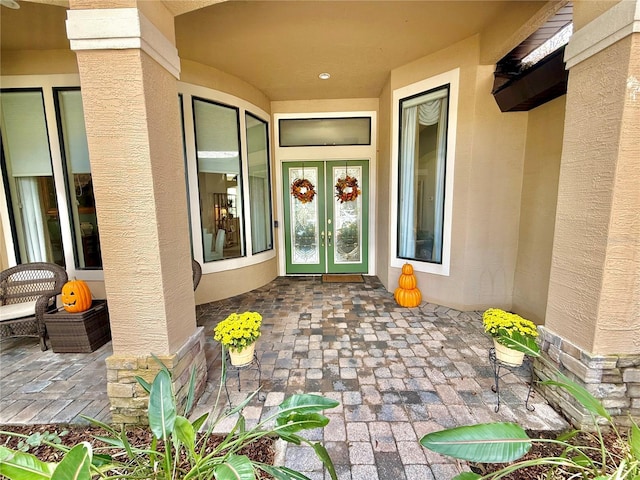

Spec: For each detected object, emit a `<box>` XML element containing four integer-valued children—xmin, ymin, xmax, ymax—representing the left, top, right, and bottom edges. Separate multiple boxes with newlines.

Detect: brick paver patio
<box><xmin>0</xmin><ymin>276</ymin><xmax>568</xmax><ymax>479</ymax></box>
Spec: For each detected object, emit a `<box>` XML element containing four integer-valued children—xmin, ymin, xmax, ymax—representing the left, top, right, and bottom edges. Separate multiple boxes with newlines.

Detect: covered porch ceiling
<box><xmin>1</xmin><ymin>0</ymin><xmax>551</xmax><ymax>101</ymax></box>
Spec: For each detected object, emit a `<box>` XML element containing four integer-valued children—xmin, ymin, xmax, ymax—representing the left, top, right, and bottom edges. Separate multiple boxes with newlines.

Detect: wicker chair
<box><xmin>0</xmin><ymin>262</ymin><xmax>68</xmax><ymax>351</ymax></box>
<box><xmin>192</xmin><ymin>259</ymin><xmax>202</xmax><ymax>290</ymax></box>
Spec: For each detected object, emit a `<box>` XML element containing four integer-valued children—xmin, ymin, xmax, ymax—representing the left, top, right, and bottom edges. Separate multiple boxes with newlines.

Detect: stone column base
<box><xmin>536</xmin><ymin>326</ymin><xmax>640</xmax><ymax>429</ymax></box>
<box><xmin>106</xmin><ymin>327</ymin><xmax>207</xmax><ymax>425</ymax></box>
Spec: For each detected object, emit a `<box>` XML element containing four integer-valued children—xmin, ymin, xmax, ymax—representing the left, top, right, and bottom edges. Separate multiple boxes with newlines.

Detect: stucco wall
<box><xmin>195</xmin><ymin>258</ymin><xmax>277</xmax><ymax>304</ymax></box>
<box><xmin>546</xmin><ymin>32</ymin><xmax>640</xmax><ymax>355</ymax></box>
<box><xmin>513</xmin><ymin>95</ymin><xmax>565</xmax><ymax>324</ymax></box>
<box><xmin>181</xmin><ymin>59</ymin><xmax>270</xmax><ymax>114</ymax></box>
<box><xmin>75</xmin><ymin>48</ymin><xmax>195</xmax><ymax>355</ymax></box>
<box><xmin>0</xmin><ymin>50</ymin><xmax>78</xmax><ymax>76</ymax></box>
<box><xmin>387</xmin><ymin>35</ymin><xmax>528</xmax><ymax>311</ymax></box>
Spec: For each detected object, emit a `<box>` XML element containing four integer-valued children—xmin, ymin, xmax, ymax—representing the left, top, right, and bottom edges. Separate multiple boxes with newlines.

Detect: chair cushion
<box><xmin>0</xmin><ymin>301</ymin><xmax>38</xmax><ymax>322</ymax></box>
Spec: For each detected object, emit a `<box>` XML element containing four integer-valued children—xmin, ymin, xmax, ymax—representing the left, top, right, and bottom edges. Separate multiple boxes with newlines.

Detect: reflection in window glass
<box><xmin>397</xmin><ymin>85</ymin><xmax>449</xmax><ymax>264</ymax></box>
<box><xmin>246</xmin><ymin>113</ymin><xmax>272</xmax><ymax>254</ymax></box>
<box><xmin>56</xmin><ymin>89</ymin><xmax>102</xmax><ymax>269</ymax></box>
<box><xmin>193</xmin><ymin>98</ymin><xmax>243</xmax><ymax>262</ymax></box>
<box><xmin>0</xmin><ymin>90</ymin><xmax>64</xmax><ymax>266</ymax></box>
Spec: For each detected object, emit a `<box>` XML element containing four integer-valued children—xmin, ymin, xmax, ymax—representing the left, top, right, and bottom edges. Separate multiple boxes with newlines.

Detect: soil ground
<box><xmin>1</xmin><ymin>425</ymin><xmax>630</xmax><ymax>479</ymax></box>
<box><xmin>469</xmin><ymin>429</ymin><xmax>629</xmax><ymax>479</ymax></box>
<box><xmin>0</xmin><ymin>423</ymin><xmax>275</xmax><ymax>478</ymax></box>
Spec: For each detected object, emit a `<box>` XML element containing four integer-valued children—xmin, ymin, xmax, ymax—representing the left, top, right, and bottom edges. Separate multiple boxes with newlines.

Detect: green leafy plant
<box><xmin>214</xmin><ymin>311</ymin><xmax>262</xmax><ymax>352</ymax></box>
<box><xmin>0</xmin><ymin>349</ymin><xmax>339</xmax><ymax>480</ymax></box>
<box><xmin>15</xmin><ymin>429</ymin><xmax>68</xmax><ymax>453</ymax></box>
<box><xmin>420</xmin><ymin>331</ymin><xmax>640</xmax><ymax>479</ymax></box>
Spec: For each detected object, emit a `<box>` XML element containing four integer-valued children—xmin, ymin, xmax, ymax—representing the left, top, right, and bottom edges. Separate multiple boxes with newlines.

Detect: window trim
<box><xmin>178</xmin><ymin>82</ymin><xmax>275</xmax><ymax>274</ymax></box>
<box><xmin>390</xmin><ymin>68</ymin><xmax>459</xmax><ymax>276</ymax></box>
<box><xmin>246</xmin><ymin>111</ymin><xmax>274</xmax><ymax>255</ymax></box>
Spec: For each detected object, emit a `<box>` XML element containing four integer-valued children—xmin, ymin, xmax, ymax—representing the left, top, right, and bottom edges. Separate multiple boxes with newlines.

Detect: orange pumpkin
<box><xmin>395</xmin><ymin>287</ymin><xmax>422</xmax><ymax>308</ymax></box>
<box><xmin>402</xmin><ymin>263</ymin><xmax>414</xmax><ymax>275</ymax></box>
<box><xmin>398</xmin><ymin>273</ymin><xmax>417</xmax><ymax>290</ymax></box>
<box><xmin>61</xmin><ymin>279</ymin><xmax>92</xmax><ymax>313</ymax></box>
<box><xmin>395</xmin><ymin>263</ymin><xmax>422</xmax><ymax>307</ymax></box>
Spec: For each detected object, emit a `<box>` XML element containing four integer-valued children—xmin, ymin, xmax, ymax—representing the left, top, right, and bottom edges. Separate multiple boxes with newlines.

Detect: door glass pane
<box><xmin>398</xmin><ymin>86</ymin><xmax>449</xmax><ymax>263</ymax></box>
<box><xmin>56</xmin><ymin>89</ymin><xmax>102</xmax><ymax>269</ymax></box>
<box><xmin>0</xmin><ymin>90</ymin><xmax>64</xmax><ymax>266</ymax></box>
<box><xmin>246</xmin><ymin>113</ymin><xmax>273</xmax><ymax>254</ymax></box>
<box><xmin>193</xmin><ymin>98</ymin><xmax>243</xmax><ymax>262</ymax></box>
<box><xmin>333</xmin><ymin>165</ymin><xmax>362</xmax><ymax>263</ymax></box>
<box><xmin>290</xmin><ymin>166</ymin><xmax>319</xmax><ymax>264</ymax></box>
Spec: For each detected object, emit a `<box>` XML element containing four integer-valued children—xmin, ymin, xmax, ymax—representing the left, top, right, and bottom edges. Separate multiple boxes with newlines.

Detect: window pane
<box><xmin>246</xmin><ymin>113</ymin><xmax>272</xmax><ymax>254</ymax></box>
<box><xmin>0</xmin><ymin>90</ymin><xmax>64</xmax><ymax>266</ymax></box>
<box><xmin>397</xmin><ymin>86</ymin><xmax>449</xmax><ymax>264</ymax></box>
<box><xmin>279</xmin><ymin>117</ymin><xmax>371</xmax><ymax>147</ymax></box>
<box><xmin>193</xmin><ymin>98</ymin><xmax>243</xmax><ymax>261</ymax></box>
<box><xmin>56</xmin><ymin>89</ymin><xmax>102</xmax><ymax>269</ymax></box>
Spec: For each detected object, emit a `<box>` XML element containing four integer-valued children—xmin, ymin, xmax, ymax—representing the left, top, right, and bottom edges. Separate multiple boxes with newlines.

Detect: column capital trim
<box><xmin>565</xmin><ymin>0</ymin><xmax>640</xmax><ymax>69</ymax></box>
<box><xmin>66</xmin><ymin>8</ymin><xmax>180</xmax><ymax>79</ymax></box>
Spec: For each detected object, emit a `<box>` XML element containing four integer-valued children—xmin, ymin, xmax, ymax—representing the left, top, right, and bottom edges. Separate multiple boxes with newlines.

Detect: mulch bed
<box><xmin>469</xmin><ymin>429</ymin><xmax>629</xmax><ymax>479</ymax></box>
<box><xmin>0</xmin><ymin>423</ymin><xmax>275</xmax><ymax>478</ymax></box>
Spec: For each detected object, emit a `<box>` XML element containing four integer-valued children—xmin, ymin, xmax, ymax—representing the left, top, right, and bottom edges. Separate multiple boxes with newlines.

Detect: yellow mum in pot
<box><xmin>213</xmin><ymin>311</ymin><xmax>262</xmax><ymax>353</ymax></box>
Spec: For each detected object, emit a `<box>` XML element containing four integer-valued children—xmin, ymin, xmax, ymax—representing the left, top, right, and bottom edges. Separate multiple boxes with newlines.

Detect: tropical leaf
<box><xmin>0</xmin><ymin>446</ymin><xmax>56</xmax><ymax>479</ymax></box>
<box><xmin>191</xmin><ymin>412</ymin><xmax>209</xmax><ymax>434</ymax></box>
<box><xmin>420</xmin><ymin>422</ymin><xmax>532</xmax><ymax>463</ymax></box>
<box><xmin>174</xmin><ymin>416</ymin><xmax>195</xmax><ymax>452</ymax></box>
<box><xmin>276</xmin><ymin>413</ymin><xmax>330</xmax><ymax>435</ymax></box>
<box><xmin>541</xmin><ymin>372</ymin><xmax>611</xmax><ymax>421</ymax></box>
<box><xmin>630</xmin><ymin>422</ymin><xmax>640</xmax><ymax>460</ymax></box>
<box><xmin>50</xmin><ymin>443</ymin><xmax>92</xmax><ymax>480</ymax></box>
<box><xmin>148</xmin><ymin>369</ymin><xmax>177</xmax><ymax>440</ymax></box>
<box><xmin>184</xmin><ymin>366</ymin><xmax>198</xmax><ymax>415</ymax></box>
<box><xmin>259</xmin><ymin>465</ymin><xmax>312</xmax><ymax>480</ymax></box>
<box><xmin>453</xmin><ymin>473</ymin><xmax>482</xmax><ymax>480</ymax></box>
<box><xmin>278</xmin><ymin>395</ymin><xmax>339</xmax><ymax>415</ymax></box>
<box><xmin>213</xmin><ymin>454</ymin><xmax>255</xmax><ymax>480</ymax></box>
<box><xmin>135</xmin><ymin>375</ymin><xmax>152</xmax><ymax>394</ymax></box>
<box><xmin>312</xmin><ymin>442</ymin><xmax>337</xmax><ymax>480</ymax></box>
<box><xmin>496</xmin><ymin>329</ymin><xmax>540</xmax><ymax>357</ymax></box>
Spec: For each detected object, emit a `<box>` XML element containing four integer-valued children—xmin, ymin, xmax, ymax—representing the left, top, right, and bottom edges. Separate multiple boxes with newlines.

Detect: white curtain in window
<box><xmin>250</xmin><ymin>176</ymin><xmax>267</xmax><ymax>253</ymax></box>
<box><xmin>398</xmin><ymin>107</ymin><xmax>418</xmax><ymax>257</ymax></box>
<box><xmin>398</xmin><ymin>97</ymin><xmax>446</xmax><ymax>260</ymax></box>
<box><xmin>432</xmin><ymin>100</ymin><xmax>448</xmax><ymax>262</ymax></box>
<box><xmin>16</xmin><ymin>177</ymin><xmax>47</xmax><ymax>262</ymax></box>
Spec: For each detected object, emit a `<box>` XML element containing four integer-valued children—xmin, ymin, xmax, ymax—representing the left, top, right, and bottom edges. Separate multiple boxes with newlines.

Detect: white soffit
<box><xmin>65</xmin><ymin>8</ymin><xmax>180</xmax><ymax>79</ymax></box>
<box><xmin>564</xmin><ymin>0</ymin><xmax>640</xmax><ymax>69</ymax></box>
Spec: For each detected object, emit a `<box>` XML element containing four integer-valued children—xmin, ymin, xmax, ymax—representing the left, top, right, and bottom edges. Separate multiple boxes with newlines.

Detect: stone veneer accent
<box><xmin>106</xmin><ymin>327</ymin><xmax>207</xmax><ymax>425</ymax></box>
<box><xmin>536</xmin><ymin>326</ymin><xmax>640</xmax><ymax>429</ymax></box>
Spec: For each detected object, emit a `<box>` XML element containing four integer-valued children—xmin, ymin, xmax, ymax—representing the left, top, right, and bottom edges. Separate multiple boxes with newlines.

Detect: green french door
<box><xmin>283</xmin><ymin>160</ymin><xmax>369</xmax><ymax>274</ymax></box>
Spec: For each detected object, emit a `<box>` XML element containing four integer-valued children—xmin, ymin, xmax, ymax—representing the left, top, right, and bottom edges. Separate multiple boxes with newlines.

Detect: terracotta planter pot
<box><xmin>493</xmin><ymin>338</ymin><xmax>524</xmax><ymax>367</ymax></box>
<box><xmin>229</xmin><ymin>342</ymin><xmax>256</xmax><ymax>366</ymax></box>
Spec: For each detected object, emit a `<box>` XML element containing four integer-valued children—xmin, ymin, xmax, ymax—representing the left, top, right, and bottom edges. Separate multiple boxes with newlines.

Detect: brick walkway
<box><xmin>0</xmin><ymin>276</ymin><xmax>568</xmax><ymax>479</ymax></box>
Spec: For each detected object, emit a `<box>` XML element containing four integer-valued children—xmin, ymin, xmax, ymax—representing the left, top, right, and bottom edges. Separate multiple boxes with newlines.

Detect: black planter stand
<box><xmin>489</xmin><ymin>347</ymin><xmax>535</xmax><ymax>413</ymax></box>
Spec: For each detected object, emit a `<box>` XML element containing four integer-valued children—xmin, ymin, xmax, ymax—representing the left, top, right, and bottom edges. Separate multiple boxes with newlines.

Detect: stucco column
<box><xmin>66</xmin><ymin>2</ymin><xmax>206</xmax><ymax>423</ymax></box>
<box><xmin>539</xmin><ymin>0</ymin><xmax>640</xmax><ymax>427</ymax></box>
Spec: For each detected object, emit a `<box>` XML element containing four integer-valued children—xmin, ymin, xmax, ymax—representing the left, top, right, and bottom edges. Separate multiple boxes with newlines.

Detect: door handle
<box><xmin>320</xmin><ymin>230</ymin><xmax>325</xmax><ymax>247</ymax></box>
<box><xmin>327</xmin><ymin>230</ymin><xmax>332</xmax><ymax>247</ymax></box>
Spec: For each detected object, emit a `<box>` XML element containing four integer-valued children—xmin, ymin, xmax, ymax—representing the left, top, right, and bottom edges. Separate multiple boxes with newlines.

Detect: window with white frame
<box><xmin>55</xmin><ymin>88</ymin><xmax>102</xmax><ymax>269</ymax></box>
<box><xmin>392</xmin><ymin>69</ymin><xmax>458</xmax><ymax>275</ymax></box>
<box><xmin>0</xmin><ymin>89</ymin><xmax>65</xmax><ymax>266</ymax></box>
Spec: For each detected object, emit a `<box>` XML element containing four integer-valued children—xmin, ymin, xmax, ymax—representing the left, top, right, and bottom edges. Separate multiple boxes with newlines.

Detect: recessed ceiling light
<box><xmin>318</xmin><ymin>73</ymin><xmax>331</xmax><ymax>80</ymax></box>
